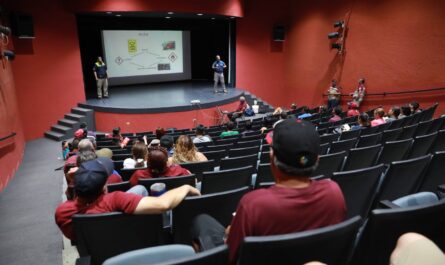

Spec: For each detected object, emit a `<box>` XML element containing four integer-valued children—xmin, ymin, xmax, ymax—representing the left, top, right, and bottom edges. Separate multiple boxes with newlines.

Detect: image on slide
<box><xmin>103</xmin><ymin>30</ymin><xmax>184</xmax><ymax>78</ymax></box>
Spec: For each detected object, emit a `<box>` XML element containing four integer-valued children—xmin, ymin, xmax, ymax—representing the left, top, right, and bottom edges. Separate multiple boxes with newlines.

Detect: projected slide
<box><xmin>102</xmin><ymin>30</ymin><xmax>191</xmax><ymax>86</ymax></box>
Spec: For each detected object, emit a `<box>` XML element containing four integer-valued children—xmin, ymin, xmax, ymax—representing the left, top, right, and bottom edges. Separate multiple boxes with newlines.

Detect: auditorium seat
<box><xmin>329</xmin><ymin>138</ymin><xmax>357</xmax><ymax>154</ymax></box>
<box><xmin>414</xmin><ymin>119</ymin><xmax>434</xmax><ymax>136</ymax></box>
<box><xmin>320</xmin><ymin>134</ymin><xmax>340</xmax><ymax>145</ymax></box>
<box><xmin>240</xmin><ymin>134</ymin><xmax>264</xmax><ymax>142</ymax></box>
<box><xmin>120</xmin><ymin>167</ymin><xmax>147</xmax><ymax>181</ymax></box>
<box><xmin>214</xmin><ymin>137</ymin><xmax>238</xmax><ymax>146</ymax></box>
<box><xmin>375</xmin><ymin>122</ymin><xmax>391</xmax><ymax>133</ymax></box>
<box><xmin>319</xmin><ymin>143</ymin><xmax>330</xmax><ymax>155</ymax></box>
<box><xmin>201</xmin><ymin>166</ymin><xmax>253</xmax><ymax>194</ymax></box>
<box><xmin>380</xmin><ymin>128</ymin><xmax>403</xmax><ymax>143</ymax></box>
<box><xmin>311</xmin><ymin>151</ymin><xmax>346</xmax><ymax>179</ymax></box>
<box><xmin>360</xmin><ymin>125</ymin><xmax>379</xmax><ymax>136</ymax></box>
<box><xmin>332</xmin><ymin>164</ymin><xmax>385</xmax><ymax>219</ymax></box>
<box><xmin>350</xmin><ymin>199</ymin><xmax>445</xmax><ymax>265</ymax></box>
<box><xmin>219</xmin><ymin>154</ymin><xmax>258</xmax><ymax>171</ymax></box>
<box><xmin>255</xmin><ymin>163</ymin><xmax>274</xmax><ymax>188</ymax></box>
<box><xmin>73</xmin><ymin>212</ymin><xmax>166</xmax><ymax>265</ymax></box>
<box><xmin>342</xmin><ymin>144</ymin><xmax>381</xmax><ymax>171</ymax></box>
<box><xmin>377</xmin><ymin>155</ymin><xmax>431</xmax><ymax>201</ymax></box>
<box><xmin>407</xmin><ymin>132</ymin><xmax>437</xmax><ymax>158</ymax></box>
<box><xmin>234</xmin><ymin>139</ymin><xmax>262</xmax><ymax>149</ymax></box>
<box><xmin>356</xmin><ymin>132</ymin><xmax>382</xmax><ymax>148</ymax></box>
<box><xmin>107</xmin><ymin>181</ymin><xmax>131</xmax><ymax>193</ymax></box>
<box><xmin>427</xmin><ymin>116</ymin><xmax>445</xmax><ymax>133</ymax></box>
<box><xmin>228</xmin><ymin>146</ymin><xmax>260</xmax><ymax>157</ymax></box>
<box><xmin>179</xmin><ymin>160</ymin><xmax>216</xmax><ymax>181</ymax></box>
<box><xmin>377</xmin><ymin>138</ymin><xmax>413</xmax><ymax>164</ymax></box>
<box><xmin>338</xmin><ymin>128</ymin><xmax>361</xmax><ymax>141</ymax></box>
<box><xmin>205</xmin><ymin>143</ymin><xmax>233</xmax><ymax>152</ymax></box>
<box><xmin>417</xmin><ymin>151</ymin><xmax>445</xmax><ymax>192</ymax></box>
<box><xmin>398</xmin><ymin>124</ymin><xmax>418</xmax><ymax>140</ymax></box>
<box><xmin>201</xmin><ymin>150</ymin><xmax>227</xmax><ymax>164</ymax></box>
<box><xmin>387</xmin><ymin>118</ymin><xmax>406</xmax><ymax>130</ymax></box>
<box><xmin>172</xmin><ymin>187</ymin><xmax>249</xmax><ymax>245</ymax></box>
<box><xmin>237</xmin><ymin>216</ymin><xmax>362</xmax><ymax>265</ymax></box>
<box><xmin>138</xmin><ymin>175</ymin><xmax>197</xmax><ymax>192</ymax></box>
<box><xmin>430</xmin><ymin>130</ymin><xmax>445</xmax><ymax>152</ymax></box>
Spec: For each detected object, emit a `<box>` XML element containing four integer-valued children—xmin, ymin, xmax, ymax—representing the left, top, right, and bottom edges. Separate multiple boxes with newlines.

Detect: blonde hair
<box><xmin>172</xmin><ymin>135</ymin><xmax>199</xmax><ymax>163</ymax></box>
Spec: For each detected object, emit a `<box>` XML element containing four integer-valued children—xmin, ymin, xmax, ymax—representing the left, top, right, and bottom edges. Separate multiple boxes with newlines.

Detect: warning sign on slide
<box><xmin>102</xmin><ymin>30</ymin><xmax>184</xmax><ymax>78</ymax></box>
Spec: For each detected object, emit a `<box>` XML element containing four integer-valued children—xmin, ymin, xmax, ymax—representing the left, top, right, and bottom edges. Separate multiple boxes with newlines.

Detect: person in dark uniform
<box><xmin>93</xmin><ymin>56</ymin><xmax>108</xmax><ymax>99</ymax></box>
<box><xmin>212</xmin><ymin>55</ymin><xmax>227</xmax><ymax>93</ymax></box>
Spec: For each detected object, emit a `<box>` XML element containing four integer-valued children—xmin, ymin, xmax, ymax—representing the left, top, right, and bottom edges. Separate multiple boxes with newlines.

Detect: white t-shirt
<box><xmin>123</xmin><ymin>158</ymin><xmax>147</xmax><ymax>169</ymax></box>
<box><xmin>192</xmin><ymin>135</ymin><xmax>212</xmax><ymax>144</ymax></box>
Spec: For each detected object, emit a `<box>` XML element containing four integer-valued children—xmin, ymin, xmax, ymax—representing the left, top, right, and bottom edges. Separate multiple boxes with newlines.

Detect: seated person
<box><xmin>160</xmin><ymin>135</ymin><xmax>175</xmax><ymax>157</ymax></box>
<box><xmin>297</xmin><ymin>107</ymin><xmax>312</xmax><ymax>119</ymax></box>
<box><xmin>289</xmin><ymin>103</ymin><xmax>298</xmax><ymax>114</ymax></box>
<box><xmin>241</xmin><ymin>120</ymin><xmax>255</xmax><ymax>136</ymax></box>
<box><xmin>107</xmin><ymin>127</ymin><xmax>130</xmax><ymax>148</ymax></box>
<box><xmin>55</xmin><ymin>157</ymin><xmax>200</xmax><ymax>241</ymax></box>
<box><xmin>171</xmin><ymin>135</ymin><xmax>208</xmax><ymax>164</ymax></box>
<box><xmin>191</xmin><ymin>119</ymin><xmax>346</xmax><ymax>264</ymax></box>
<box><xmin>220</xmin><ymin>121</ymin><xmax>239</xmax><ymax>139</ymax></box>
<box><xmin>347</xmin><ymin>102</ymin><xmax>360</xmax><ymax>117</ymax></box>
<box><xmin>328</xmin><ymin>106</ymin><xmax>343</xmax><ymax>123</ymax></box>
<box><xmin>192</xmin><ymin>124</ymin><xmax>212</xmax><ymax>144</ymax></box>
<box><xmin>123</xmin><ymin>142</ymin><xmax>148</xmax><ymax>169</ymax></box>
<box><xmin>228</xmin><ymin>96</ymin><xmax>249</xmax><ymax>121</ymax></box>
<box><xmin>155</xmin><ymin>127</ymin><xmax>166</xmax><ymax>139</ymax></box>
<box><xmin>371</xmin><ymin>108</ymin><xmax>386</xmax><ymax>127</ymax></box>
<box><xmin>351</xmin><ymin>113</ymin><xmax>371</xmax><ymax>130</ymax></box>
<box><xmin>129</xmin><ymin>146</ymin><xmax>191</xmax><ymax>186</ymax></box>
<box><xmin>399</xmin><ymin>105</ymin><xmax>412</xmax><ymax>119</ymax></box>
<box><xmin>409</xmin><ymin>101</ymin><xmax>421</xmax><ymax>114</ymax></box>
<box><xmin>61</xmin><ymin>140</ymin><xmax>70</xmax><ymax>160</ymax></box>
<box><xmin>385</xmin><ymin>106</ymin><xmax>401</xmax><ymax>122</ymax></box>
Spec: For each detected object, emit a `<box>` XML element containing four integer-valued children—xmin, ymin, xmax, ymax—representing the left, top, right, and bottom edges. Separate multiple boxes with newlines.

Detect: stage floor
<box><xmin>79</xmin><ymin>81</ymin><xmax>244</xmax><ymax>114</ymax></box>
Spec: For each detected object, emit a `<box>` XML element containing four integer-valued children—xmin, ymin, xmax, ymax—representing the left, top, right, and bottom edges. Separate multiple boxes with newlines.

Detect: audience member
<box><xmin>61</xmin><ymin>141</ymin><xmax>70</xmax><ymax>160</ymax></box>
<box><xmin>297</xmin><ymin>107</ymin><xmax>312</xmax><ymax>119</ymax></box>
<box><xmin>155</xmin><ymin>127</ymin><xmax>166</xmax><ymax>139</ymax></box>
<box><xmin>228</xmin><ymin>96</ymin><xmax>249</xmax><ymax>121</ymax></box>
<box><xmin>351</xmin><ymin>78</ymin><xmax>366</xmax><ymax>107</ymax></box>
<box><xmin>123</xmin><ymin>142</ymin><xmax>148</xmax><ymax>169</ymax></box>
<box><xmin>95</xmin><ymin>147</ymin><xmax>113</xmax><ymax>159</ymax></box>
<box><xmin>55</xmin><ymin>157</ymin><xmax>200</xmax><ymax>240</ymax></box>
<box><xmin>371</xmin><ymin>108</ymin><xmax>386</xmax><ymax>127</ymax></box>
<box><xmin>409</xmin><ymin>101</ymin><xmax>421</xmax><ymax>114</ymax></box>
<box><xmin>385</xmin><ymin>106</ymin><xmax>401</xmax><ymax>122</ymax></box>
<box><xmin>347</xmin><ymin>102</ymin><xmax>360</xmax><ymax>117</ymax></box>
<box><xmin>242</xmin><ymin>120</ymin><xmax>255</xmax><ymax>136</ymax></box>
<box><xmin>399</xmin><ymin>105</ymin><xmax>412</xmax><ymax>119</ymax></box>
<box><xmin>171</xmin><ymin>135</ymin><xmax>208</xmax><ymax>164</ymax></box>
<box><xmin>289</xmin><ymin>103</ymin><xmax>298</xmax><ymax>113</ymax></box>
<box><xmin>220</xmin><ymin>121</ymin><xmax>239</xmax><ymax>139</ymax></box>
<box><xmin>74</xmin><ymin>129</ymin><xmax>86</xmax><ymax>140</ymax></box>
<box><xmin>191</xmin><ymin>119</ymin><xmax>346</xmax><ymax>264</ymax></box>
<box><xmin>108</xmin><ymin>127</ymin><xmax>130</xmax><ymax>148</ymax></box>
<box><xmin>129</xmin><ymin>146</ymin><xmax>191</xmax><ymax>186</ymax></box>
<box><xmin>192</xmin><ymin>125</ymin><xmax>212</xmax><ymax>144</ymax></box>
<box><xmin>351</xmin><ymin>113</ymin><xmax>371</xmax><ymax>130</ymax></box>
<box><xmin>327</xmin><ymin>79</ymin><xmax>341</xmax><ymax>109</ymax></box>
<box><xmin>77</xmin><ymin>150</ymin><xmax>122</xmax><ymax>184</ymax></box>
<box><xmin>329</xmin><ymin>106</ymin><xmax>343</xmax><ymax>123</ymax></box>
<box><xmin>160</xmin><ymin>135</ymin><xmax>175</xmax><ymax>157</ymax></box>
<box><xmin>78</xmin><ymin>138</ymin><xmax>95</xmax><ymax>152</ymax></box>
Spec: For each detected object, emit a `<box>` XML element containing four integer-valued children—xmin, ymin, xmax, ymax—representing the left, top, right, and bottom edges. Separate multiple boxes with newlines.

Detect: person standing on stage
<box><xmin>350</xmin><ymin>78</ymin><xmax>366</xmax><ymax>107</ymax></box>
<box><xmin>327</xmin><ymin>79</ymin><xmax>341</xmax><ymax>110</ymax></box>
<box><xmin>93</xmin><ymin>56</ymin><xmax>109</xmax><ymax>99</ymax></box>
<box><xmin>212</xmin><ymin>55</ymin><xmax>227</xmax><ymax>94</ymax></box>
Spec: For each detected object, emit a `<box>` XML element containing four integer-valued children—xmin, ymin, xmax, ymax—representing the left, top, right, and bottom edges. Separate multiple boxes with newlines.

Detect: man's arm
<box><xmin>133</xmin><ymin>184</ymin><xmax>200</xmax><ymax>214</ymax></box>
<box><xmin>93</xmin><ymin>68</ymin><xmax>98</xmax><ymax>80</ymax></box>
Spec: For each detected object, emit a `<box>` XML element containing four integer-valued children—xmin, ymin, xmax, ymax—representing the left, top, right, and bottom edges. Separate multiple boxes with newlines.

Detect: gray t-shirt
<box><xmin>193</xmin><ymin>135</ymin><xmax>212</xmax><ymax>143</ymax></box>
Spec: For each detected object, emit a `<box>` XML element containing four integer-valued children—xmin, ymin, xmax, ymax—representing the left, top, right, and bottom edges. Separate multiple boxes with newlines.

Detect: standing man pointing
<box><xmin>93</xmin><ymin>56</ymin><xmax>109</xmax><ymax>99</ymax></box>
<box><xmin>212</xmin><ymin>55</ymin><xmax>227</xmax><ymax>94</ymax></box>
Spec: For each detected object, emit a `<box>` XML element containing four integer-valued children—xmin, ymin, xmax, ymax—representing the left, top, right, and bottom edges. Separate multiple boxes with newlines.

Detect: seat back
<box><xmin>430</xmin><ymin>130</ymin><xmax>445</xmax><ymax>152</ymax></box>
<box><xmin>138</xmin><ymin>175</ymin><xmax>196</xmax><ymax>192</ymax></box>
<box><xmin>319</xmin><ymin>134</ymin><xmax>339</xmax><ymax>144</ymax></box>
<box><xmin>418</xmin><ymin>151</ymin><xmax>445</xmax><ymax>192</ymax></box>
<box><xmin>381</xmin><ymin>128</ymin><xmax>403</xmax><ymax>143</ymax></box>
<box><xmin>107</xmin><ymin>181</ymin><xmax>131</xmax><ymax>193</ymax></box>
<box><xmin>201</xmin><ymin>166</ymin><xmax>253</xmax><ymax>194</ymax></box>
<box><xmin>179</xmin><ymin>160</ymin><xmax>216</xmax><ymax>181</ymax></box>
<box><xmin>329</xmin><ymin>138</ymin><xmax>357</xmax><ymax>154</ymax></box>
<box><xmin>73</xmin><ymin>212</ymin><xmax>165</xmax><ymax>265</ymax></box>
<box><xmin>414</xmin><ymin>120</ymin><xmax>433</xmax><ymax>136</ymax></box>
<box><xmin>205</xmin><ymin>143</ymin><xmax>233</xmax><ymax>152</ymax></box>
<box><xmin>342</xmin><ymin>144</ymin><xmax>381</xmax><ymax>171</ymax></box>
<box><xmin>120</xmin><ymin>167</ymin><xmax>147</xmax><ymax>181</ymax></box>
<box><xmin>332</xmin><ymin>164</ymin><xmax>385</xmax><ymax>218</ymax></box>
<box><xmin>235</xmin><ymin>139</ymin><xmax>262</xmax><ymax>149</ymax></box>
<box><xmin>377</xmin><ymin>138</ymin><xmax>413</xmax><ymax>164</ymax></box>
<box><xmin>259</xmin><ymin>151</ymin><xmax>271</xmax><ymax>163</ymax></box>
<box><xmin>427</xmin><ymin>116</ymin><xmax>445</xmax><ymax>133</ymax></box>
<box><xmin>408</xmin><ymin>132</ymin><xmax>438</xmax><ymax>159</ymax></box>
<box><xmin>201</xmin><ymin>150</ymin><xmax>227</xmax><ymax>164</ymax></box>
<box><xmin>150</xmin><ymin>245</ymin><xmax>229</xmax><ymax>265</ymax></box>
<box><xmin>356</xmin><ymin>132</ymin><xmax>382</xmax><ymax>148</ymax></box>
<box><xmin>237</xmin><ymin>216</ymin><xmax>362</xmax><ymax>265</ymax></box>
<box><xmin>172</xmin><ymin>187</ymin><xmax>250</xmax><ymax>244</ymax></box>
<box><xmin>255</xmin><ymin>163</ymin><xmax>274</xmax><ymax>188</ymax></box>
<box><xmin>220</xmin><ymin>154</ymin><xmax>258</xmax><ymax>171</ymax></box>
<box><xmin>311</xmin><ymin>151</ymin><xmax>346</xmax><ymax>179</ymax></box>
<box><xmin>339</xmin><ymin>129</ymin><xmax>361</xmax><ymax>141</ymax></box>
<box><xmin>228</xmin><ymin>146</ymin><xmax>260</xmax><ymax>157</ymax></box>
<box><xmin>319</xmin><ymin>143</ymin><xmax>330</xmax><ymax>155</ymax></box>
<box><xmin>360</xmin><ymin>126</ymin><xmax>379</xmax><ymax>136</ymax></box>
<box><xmin>378</xmin><ymin>155</ymin><xmax>431</xmax><ymax>201</ymax></box>
<box><xmin>398</xmin><ymin>124</ymin><xmax>418</xmax><ymax>140</ymax></box>
<box><xmin>351</xmin><ymin>199</ymin><xmax>445</xmax><ymax>265</ymax></box>
<box><xmin>387</xmin><ymin>118</ymin><xmax>405</xmax><ymax>130</ymax></box>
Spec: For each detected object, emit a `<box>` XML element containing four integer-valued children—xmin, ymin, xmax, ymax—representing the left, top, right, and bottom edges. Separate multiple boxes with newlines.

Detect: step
<box><xmin>44</xmin><ymin>131</ymin><xmax>64</xmax><ymax>141</ymax></box>
<box><xmin>65</xmin><ymin>113</ymin><xmax>85</xmax><ymax>121</ymax></box>
<box><xmin>72</xmin><ymin>107</ymin><xmax>91</xmax><ymax>115</ymax></box>
<box><xmin>51</xmin><ymin>124</ymin><xmax>71</xmax><ymax>134</ymax></box>
<box><xmin>58</xmin><ymin>118</ymin><xmax>78</xmax><ymax>128</ymax></box>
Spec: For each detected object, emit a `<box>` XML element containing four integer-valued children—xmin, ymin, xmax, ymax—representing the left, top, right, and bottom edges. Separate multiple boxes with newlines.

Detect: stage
<box><xmin>79</xmin><ymin>81</ymin><xmax>244</xmax><ymax>114</ymax></box>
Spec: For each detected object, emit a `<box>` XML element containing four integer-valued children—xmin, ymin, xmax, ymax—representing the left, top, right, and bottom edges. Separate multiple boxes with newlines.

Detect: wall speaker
<box><xmin>273</xmin><ymin>25</ymin><xmax>285</xmax><ymax>41</ymax></box>
<box><xmin>10</xmin><ymin>12</ymin><xmax>34</xmax><ymax>38</ymax></box>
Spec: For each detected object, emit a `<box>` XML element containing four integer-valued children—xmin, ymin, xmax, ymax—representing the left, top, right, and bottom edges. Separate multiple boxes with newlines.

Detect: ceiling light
<box><xmin>165</xmin><ymin>17</ymin><xmax>171</xmax><ymax>19</ymax></box>
<box><xmin>106</xmin><ymin>12</ymin><xmax>112</xmax><ymax>15</ymax></box>
<box><xmin>167</xmin><ymin>12</ymin><xmax>174</xmax><ymax>15</ymax></box>
<box><xmin>197</xmin><ymin>13</ymin><xmax>203</xmax><ymax>16</ymax></box>
<box><xmin>116</xmin><ymin>14</ymin><xmax>122</xmax><ymax>17</ymax></box>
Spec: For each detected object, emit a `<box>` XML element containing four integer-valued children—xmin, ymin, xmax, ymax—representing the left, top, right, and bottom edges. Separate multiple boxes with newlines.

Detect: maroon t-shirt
<box><xmin>55</xmin><ymin>192</ymin><xmax>142</xmax><ymax>240</ymax></box>
<box><xmin>226</xmin><ymin>179</ymin><xmax>346</xmax><ymax>263</ymax></box>
<box><xmin>129</xmin><ymin>165</ymin><xmax>190</xmax><ymax>186</ymax></box>
<box><xmin>347</xmin><ymin>109</ymin><xmax>360</xmax><ymax>117</ymax></box>
<box><xmin>328</xmin><ymin>115</ymin><xmax>342</xmax><ymax>123</ymax></box>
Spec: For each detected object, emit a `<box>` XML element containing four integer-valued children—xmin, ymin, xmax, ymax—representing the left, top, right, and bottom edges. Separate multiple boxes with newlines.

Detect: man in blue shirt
<box><xmin>212</xmin><ymin>55</ymin><xmax>227</xmax><ymax>93</ymax></box>
<box><xmin>93</xmin><ymin>56</ymin><xmax>108</xmax><ymax>99</ymax></box>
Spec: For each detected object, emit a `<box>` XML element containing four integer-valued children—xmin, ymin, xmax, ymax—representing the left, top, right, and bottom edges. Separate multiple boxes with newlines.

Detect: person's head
<box><xmin>331</xmin><ymin>79</ymin><xmax>337</xmax><ymax>87</ymax></box>
<box><xmin>401</xmin><ymin>105</ymin><xmax>412</xmax><ymax>116</ymax></box>
<box><xmin>97</xmin><ymin>56</ymin><xmax>103</xmax><ymax>63</ymax></box>
<box><xmin>226</xmin><ymin>121</ymin><xmax>235</xmax><ymax>131</ymax></box>
<box><xmin>302</xmin><ymin>106</ymin><xmax>310</xmax><ymax>113</ymax></box>
<box><xmin>333</xmin><ymin>106</ymin><xmax>342</xmax><ymax>116</ymax></box>
<box><xmin>131</xmin><ymin>142</ymin><xmax>148</xmax><ymax>161</ymax></box>
<box><xmin>71</xmin><ymin>138</ymin><xmax>80</xmax><ymax>151</ymax></box>
<box><xmin>62</xmin><ymin>140</ymin><xmax>68</xmax><ymax>149</ymax></box>
<box><xmin>359</xmin><ymin>78</ymin><xmax>365</xmax><ymax>84</ymax></box>
<box><xmin>75</xmin><ymin>157</ymin><xmax>113</xmax><ymax>203</ymax></box>
<box><xmin>74</xmin><ymin>129</ymin><xmax>85</xmax><ymax>140</ymax></box>
<box><xmin>358</xmin><ymin>113</ymin><xmax>370</xmax><ymax>127</ymax></box>
<box><xmin>78</xmin><ymin>139</ymin><xmax>95</xmax><ymax>152</ymax></box>
<box><xmin>195</xmin><ymin>124</ymin><xmax>206</xmax><ymax>136</ymax></box>
<box><xmin>215</xmin><ymin>55</ymin><xmax>220</xmax><ymax>61</ymax></box>
<box><xmin>290</xmin><ymin>103</ymin><xmax>297</xmax><ymax>110</ymax></box>
<box><xmin>389</xmin><ymin>106</ymin><xmax>400</xmax><ymax>118</ymax></box>
<box><xmin>76</xmin><ymin>150</ymin><xmax>98</xmax><ymax>166</ymax></box>
<box><xmin>175</xmin><ymin>135</ymin><xmax>197</xmax><ymax>156</ymax></box>
<box><xmin>245</xmin><ymin>120</ymin><xmax>253</xmax><ymax>130</ymax></box>
<box><xmin>374</xmin><ymin>108</ymin><xmax>385</xmax><ymax>119</ymax></box>
<box><xmin>349</xmin><ymin>102</ymin><xmax>358</xmax><ymax>110</ymax></box>
<box><xmin>80</xmin><ymin>122</ymin><xmax>87</xmax><ymax>130</ymax></box>
<box><xmin>160</xmin><ymin>135</ymin><xmax>174</xmax><ymax>150</ymax></box>
<box><xmin>96</xmin><ymin>148</ymin><xmax>113</xmax><ymax>159</ymax></box>
<box><xmin>268</xmin><ymin>119</ymin><xmax>320</xmax><ymax>180</ymax></box>
<box><xmin>280</xmin><ymin>112</ymin><xmax>288</xmax><ymax>120</ymax></box>
<box><xmin>112</xmin><ymin>127</ymin><xmax>121</xmax><ymax>137</ymax></box>
<box><xmin>147</xmin><ymin>146</ymin><xmax>169</xmax><ymax>175</ymax></box>
<box><xmin>155</xmin><ymin>127</ymin><xmax>166</xmax><ymax>139</ymax></box>
<box><xmin>239</xmin><ymin>96</ymin><xmax>245</xmax><ymax>103</ymax></box>
<box><xmin>410</xmin><ymin>101</ymin><xmax>420</xmax><ymax>112</ymax></box>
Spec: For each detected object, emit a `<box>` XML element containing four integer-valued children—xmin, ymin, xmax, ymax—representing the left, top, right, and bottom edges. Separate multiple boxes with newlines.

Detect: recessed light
<box><xmin>116</xmin><ymin>14</ymin><xmax>122</xmax><ymax>17</ymax></box>
<box><xmin>106</xmin><ymin>12</ymin><xmax>113</xmax><ymax>15</ymax></box>
<box><xmin>230</xmin><ymin>16</ymin><xmax>236</xmax><ymax>19</ymax></box>
<box><xmin>197</xmin><ymin>13</ymin><xmax>203</xmax><ymax>16</ymax></box>
<box><xmin>165</xmin><ymin>17</ymin><xmax>171</xmax><ymax>19</ymax></box>
<box><xmin>167</xmin><ymin>12</ymin><xmax>174</xmax><ymax>15</ymax></box>
<box><xmin>211</xmin><ymin>17</ymin><xmax>216</xmax><ymax>20</ymax></box>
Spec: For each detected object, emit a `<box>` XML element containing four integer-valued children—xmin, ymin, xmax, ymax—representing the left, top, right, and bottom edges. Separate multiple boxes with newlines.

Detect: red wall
<box><xmin>0</xmin><ymin>58</ymin><xmax>25</xmax><ymax>191</ymax></box>
<box><xmin>95</xmin><ymin>101</ymin><xmax>239</xmax><ymax>133</ymax></box>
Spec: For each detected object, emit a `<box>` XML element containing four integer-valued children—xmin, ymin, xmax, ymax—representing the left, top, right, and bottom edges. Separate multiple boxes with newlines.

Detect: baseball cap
<box><xmin>160</xmin><ymin>135</ymin><xmax>174</xmax><ymax>149</ymax></box>
<box><xmin>96</xmin><ymin>148</ymin><xmax>113</xmax><ymax>159</ymax></box>
<box><xmin>74</xmin><ymin>157</ymin><xmax>113</xmax><ymax>197</ymax></box>
<box><xmin>74</xmin><ymin>129</ymin><xmax>84</xmax><ymax>139</ymax></box>
<box><xmin>267</xmin><ymin>119</ymin><xmax>320</xmax><ymax>169</ymax></box>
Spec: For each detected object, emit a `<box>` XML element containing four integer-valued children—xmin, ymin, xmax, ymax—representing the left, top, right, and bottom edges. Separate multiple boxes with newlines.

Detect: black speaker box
<box><xmin>10</xmin><ymin>12</ymin><xmax>34</xmax><ymax>38</ymax></box>
<box><xmin>273</xmin><ymin>25</ymin><xmax>285</xmax><ymax>41</ymax></box>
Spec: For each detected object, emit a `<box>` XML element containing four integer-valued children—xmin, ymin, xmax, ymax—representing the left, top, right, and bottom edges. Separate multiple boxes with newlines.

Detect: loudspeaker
<box><xmin>273</xmin><ymin>25</ymin><xmax>285</xmax><ymax>41</ymax></box>
<box><xmin>10</xmin><ymin>13</ymin><xmax>34</xmax><ymax>38</ymax></box>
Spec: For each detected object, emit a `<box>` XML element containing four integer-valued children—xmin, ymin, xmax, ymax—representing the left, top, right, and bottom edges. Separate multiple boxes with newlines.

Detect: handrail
<box><xmin>0</xmin><ymin>132</ymin><xmax>16</xmax><ymax>142</ymax></box>
<box><xmin>323</xmin><ymin>87</ymin><xmax>445</xmax><ymax>97</ymax></box>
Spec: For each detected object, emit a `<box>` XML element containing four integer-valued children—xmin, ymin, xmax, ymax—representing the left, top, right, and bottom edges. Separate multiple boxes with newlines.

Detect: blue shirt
<box><xmin>93</xmin><ymin>62</ymin><xmax>107</xmax><ymax>78</ymax></box>
<box><xmin>298</xmin><ymin>113</ymin><xmax>312</xmax><ymax>119</ymax></box>
<box><xmin>212</xmin><ymin>60</ymin><xmax>226</xmax><ymax>73</ymax></box>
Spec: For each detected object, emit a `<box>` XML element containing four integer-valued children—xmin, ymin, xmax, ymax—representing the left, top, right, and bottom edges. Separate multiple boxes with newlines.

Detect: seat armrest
<box><xmin>75</xmin><ymin>256</ymin><xmax>90</xmax><ymax>265</ymax></box>
<box><xmin>437</xmin><ymin>184</ymin><xmax>445</xmax><ymax>193</ymax></box>
<box><xmin>379</xmin><ymin>200</ymin><xmax>400</xmax><ymax>209</ymax></box>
